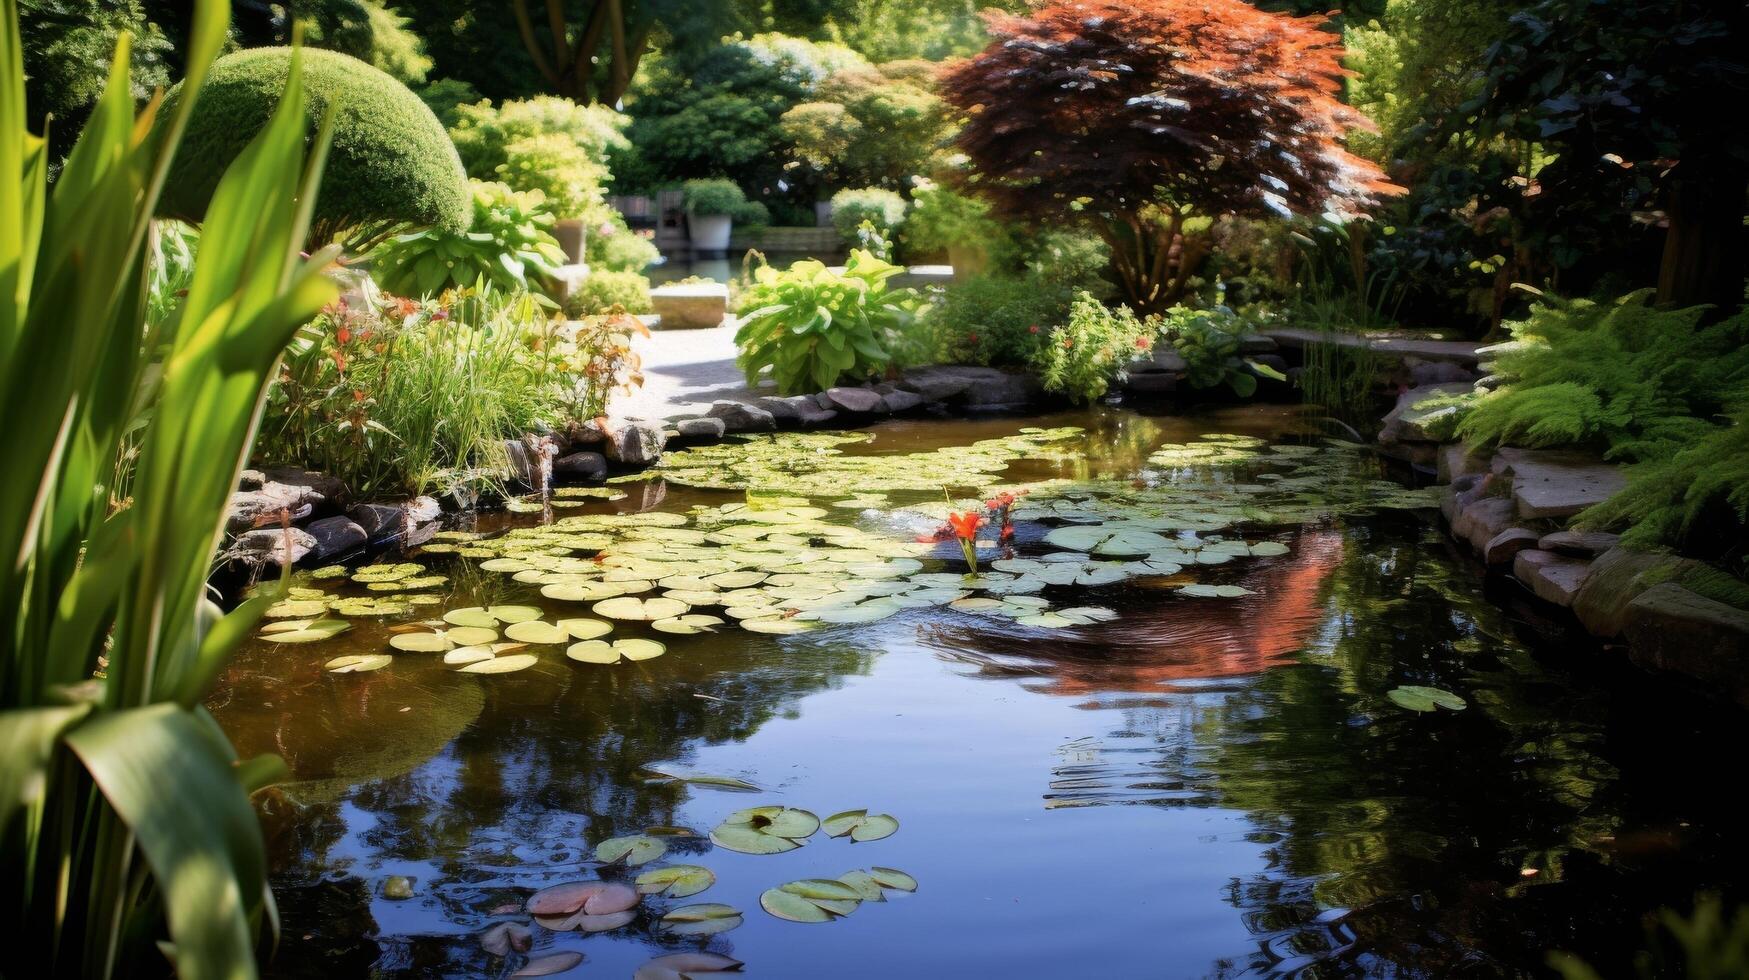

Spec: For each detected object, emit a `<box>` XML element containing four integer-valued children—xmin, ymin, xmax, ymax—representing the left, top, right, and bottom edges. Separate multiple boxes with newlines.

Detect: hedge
<box><xmin>158</xmin><ymin>47</ymin><xmax>469</xmax><ymax>251</ymax></box>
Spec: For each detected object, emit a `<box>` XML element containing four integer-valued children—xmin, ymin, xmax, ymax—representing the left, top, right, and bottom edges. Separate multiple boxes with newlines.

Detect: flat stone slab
<box><xmin>1502</xmin><ymin>451</ymin><xmax>1628</xmax><ymax>519</ymax></box>
<box><xmin>649</xmin><ymin>283</ymin><xmax>729</xmax><ymax>330</ymax></box>
<box><xmin>1625</xmin><ymin>584</ymin><xmax>1749</xmax><ymax>704</ymax></box>
<box><xmin>1483</xmin><ymin>527</ymin><xmax>1542</xmax><ymax>566</ymax></box>
<box><xmin>1514</xmin><ymin>549</ymin><xmax>1593</xmax><ymax>607</ymax></box>
<box><xmin>1379</xmin><ymin>383</ymin><xmax>1470</xmax><ymax>445</ymax></box>
<box><xmin>1262</xmin><ymin>327</ymin><xmax>1482</xmax><ymax>367</ymax></box>
<box><xmin>1538</xmin><ymin>530</ymin><xmax>1621</xmax><ymax>558</ymax></box>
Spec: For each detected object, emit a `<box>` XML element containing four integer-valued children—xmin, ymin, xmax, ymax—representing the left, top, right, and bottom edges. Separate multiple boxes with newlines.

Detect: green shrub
<box><xmin>1456</xmin><ymin>290</ymin><xmax>1749</xmax><ymax>460</ymax></box>
<box><xmin>831</xmin><ymin>186</ymin><xmax>907</xmax><ymax>249</ymax></box>
<box><xmin>925</xmin><ymin>274</ymin><xmax>1076</xmax><ymax>367</ymax></box>
<box><xmin>588</xmin><ymin>218</ymin><xmax>661</xmax><ymax>273</ymax></box>
<box><xmin>157</xmin><ymin>46</ymin><xmax>469</xmax><ymax>250</ymax></box>
<box><xmin>1031</xmin><ymin>292</ymin><xmax>1156</xmax><ymax>404</ymax></box>
<box><xmin>905</xmin><ymin>179</ymin><xmax>1011</xmax><ymax>264</ymax></box>
<box><xmin>683</xmin><ymin>177</ymin><xmax>750</xmax><ymax>216</ymax></box>
<box><xmin>449</xmin><ymin>96</ymin><xmax>629</xmax><ymax>220</ymax></box>
<box><xmin>371</xmin><ymin>180</ymin><xmax>568</xmax><ymax>298</ymax></box>
<box><xmin>416</xmin><ymin>76</ymin><xmax>481</xmax><ymax>128</ymax></box>
<box><xmin>564</xmin><ymin>270</ymin><xmax>652</xmax><ymax>317</ymax></box>
<box><xmin>734</xmin><ymin>250</ymin><xmax>919</xmax><ymax>394</ymax></box>
<box><xmin>1576</xmin><ymin>408</ymin><xmax>1749</xmax><ymax>559</ymax></box>
<box><xmin>1159</xmin><ymin>305</ymin><xmax>1286</xmax><ymax>398</ymax></box>
<box><xmin>780</xmin><ymin>64</ymin><xmax>950</xmax><ymax>189</ymax></box>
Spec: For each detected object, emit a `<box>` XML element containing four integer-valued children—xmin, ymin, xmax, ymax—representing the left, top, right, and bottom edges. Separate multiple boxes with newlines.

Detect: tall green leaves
<box><xmin>0</xmin><ymin>0</ymin><xmax>337</xmax><ymax>975</ymax></box>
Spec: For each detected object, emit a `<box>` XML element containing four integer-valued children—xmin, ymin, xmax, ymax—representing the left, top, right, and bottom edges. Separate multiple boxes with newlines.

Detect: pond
<box><xmin>213</xmin><ymin>406</ymin><xmax>1747</xmax><ymax>978</ymax></box>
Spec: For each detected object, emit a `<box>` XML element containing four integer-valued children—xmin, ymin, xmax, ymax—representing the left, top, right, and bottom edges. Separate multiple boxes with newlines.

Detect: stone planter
<box><xmin>688</xmin><ymin>213</ymin><xmax>733</xmax><ymax>254</ymax></box>
<box><xmin>649</xmin><ymin>282</ymin><xmax>729</xmax><ymax>330</ymax></box>
<box><xmin>553</xmin><ymin>218</ymin><xmax>587</xmax><ymax>264</ymax></box>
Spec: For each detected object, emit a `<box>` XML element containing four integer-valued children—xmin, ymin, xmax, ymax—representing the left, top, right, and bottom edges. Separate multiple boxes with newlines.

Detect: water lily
<box><xmin>946</xmin><ymin>509</ymin><xmax>982</xmax><ymax>571</ymax></box>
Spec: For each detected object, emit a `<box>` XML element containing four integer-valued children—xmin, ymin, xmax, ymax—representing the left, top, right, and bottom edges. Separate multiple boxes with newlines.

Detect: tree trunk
<box><xmin>1657</xmin><ymin>155</ymin><xmax>1749</xmax><ymax>311</ymax></box>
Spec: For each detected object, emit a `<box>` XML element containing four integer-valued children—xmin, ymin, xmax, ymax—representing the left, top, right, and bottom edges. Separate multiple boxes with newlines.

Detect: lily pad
<box><xmin>565</xmin><ymin>638</ymin><xmax>666</xmax><ymax>665</ymax></box>
<box><xmin>259</xmin><ymin>619</ymin><xmax>351</xmax><ymax>644</ymax></box>
<box><xmin>635</xmin><ymin>865</ymin><xmax>715</xmax><ymax>899</ymax></box>
<box><xmin>633</xmin><ymin>952</ymin><xmax>742</xmax><ymax>979</ymax></box>
<box><xmin>511</xmin><ymin>950</ymin><xmax>583</xmax><ymax>977</ymax></box>
<box><xmin>760</xmin><ymin>887</ymin><xmax>835</xmax><ymax>923</ymax></box>
<box><xmin>324</xmin><ymin>654</ymin><xmax>392</xmax><ymax>673</ymax></box>
<box><xmin>868</xmin><ymin>866</ymin><xmax>918</xmax><ymax>891</ymax></box>
<box><xmin>595</xmin><ymin>835</ymin><xmax>667</xmax><ymax>866</ymax></box>
<box><xmin>660</xmin><ymin>903</ymin><xmax>743</xmax><ymax>936</ymax></box>
<box><xmin>528</xmin><ymin>880</ymin><xmax>640</xmax><ymax>916</ymax></box>
<box><xmin>458</xmin><ymin>653</ymin><xmax>540</xmax><ymax>674</ymax></box>
<box><xmin>650</xmin><ymin>614</ymin><xmax>725</xmax><ymax>635</ymax></box>
<box><xmin>1387</xmin><ymin>685</ymin><xmax>1468</xmax><ymax>712</ymax></box>
<box><xmin>593</xmin><ymin>596</ymin><xmax>691</xmax><ymax>621</ymax></box>
<box><xmin>558</xmin><ymin>618</ymin><xmax>612</xmax><ymax>640</ymax></box>
<box><xmin>503</xmin><ymin>621</ymin><xmax>571</xmax><ymax>644</ymax></box>
<box><xmin>821</xmin><ymin>809</ymin><xmax>900</xmax><ymax>842</ymax></box>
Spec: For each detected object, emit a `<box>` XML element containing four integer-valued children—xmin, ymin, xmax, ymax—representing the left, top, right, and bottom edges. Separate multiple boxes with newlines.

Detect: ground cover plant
<box><xmin>0</xmin><ymin>2</ymin><xmax>335</xmax><ymax>972</ymax></box>
<box><xmin>370</xmin><ymin>179</ymin><xmax>569</xmax><ymax>297</ymax></box>
<box><xmin>734</xmin><ymin>250</ymin><xmax>919</xmax><ymax>394</ymax></box>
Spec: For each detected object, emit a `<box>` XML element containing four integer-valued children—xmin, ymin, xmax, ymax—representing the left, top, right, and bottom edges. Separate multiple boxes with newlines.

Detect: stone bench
<box><xmin>649</xmin><ymin>282</ymin><xmax>729</xmax><ymax>330</ymax></box>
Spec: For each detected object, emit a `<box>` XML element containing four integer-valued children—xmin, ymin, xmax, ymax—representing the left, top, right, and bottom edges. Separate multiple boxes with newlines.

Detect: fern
<box><xmin>1458</xmin><ymin>290</ymin><xmax>1749</xmax><ymax>461</ymax></box>
<box><xmin>1576</xmin><ymin>407</ymin><xmax>1749</xmax><ymax>562</ymax></box>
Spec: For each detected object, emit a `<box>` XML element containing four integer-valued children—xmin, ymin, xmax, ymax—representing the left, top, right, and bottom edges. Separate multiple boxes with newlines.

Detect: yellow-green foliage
<box><xmin>1459</xmin><ymin>290</ymin><xmax>1749</xmax><ymax>461</ymax></box>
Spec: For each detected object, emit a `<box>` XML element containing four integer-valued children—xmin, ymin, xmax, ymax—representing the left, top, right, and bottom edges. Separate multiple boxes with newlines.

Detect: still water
<box><xmin>213</xmin><ymin>407</ymin><xmax>1746</xmax><ymax>978</ymax></box>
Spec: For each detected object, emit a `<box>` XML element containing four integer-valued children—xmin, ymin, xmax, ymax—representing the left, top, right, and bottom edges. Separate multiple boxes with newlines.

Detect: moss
<box><xmin>158</xmin><ymin>47</ymin><xmax>468</xmax><ymax>250</ymax></box>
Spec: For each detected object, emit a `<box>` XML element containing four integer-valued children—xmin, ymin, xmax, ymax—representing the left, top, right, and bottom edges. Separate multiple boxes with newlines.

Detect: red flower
<box><xmin>336</xmin><ymin>324</ymin><xmax>351</xmax><ymax>345</ymax></box>
<box><xmin>1028</xmin><ymin>324</ymin><xmax>1040</xmax><ymax>334</ymax></box>
<box><xmin>328</xmin><ymin>349</ymin><xmax>347</xmax><ymax>372</ymax></box>
<box><xmin>946</xmin><ymin>510</ymin><xmax>982</xmax><ymax>540</ymax></box>
<box><xmin>968</xmin><ymin>332</ymin><xmax>980</xmax><ymax>343</ymax></box>
<box><xmin>1135</xmin><ymin>336</ymin><xmax>1150</xmax><ymax>349</ymax></box>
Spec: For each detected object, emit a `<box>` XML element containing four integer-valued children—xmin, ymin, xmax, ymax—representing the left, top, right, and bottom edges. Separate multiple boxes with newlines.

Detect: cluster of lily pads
<box><xmin>472</xmin><ymin>799</ymin><xmax>912</xmax><ymax>976</ymax></box>
<box><xmin>256</xmin><ymin>429</ymin><xmax>1442</xmax><ymax>678</ymax></box>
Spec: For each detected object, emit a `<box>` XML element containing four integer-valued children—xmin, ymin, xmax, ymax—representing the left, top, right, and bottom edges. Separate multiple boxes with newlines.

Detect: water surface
<box><xmin>215</xmin><ymin>407</ymin><xmax>1747</xmax><ymax>977</ymax></box>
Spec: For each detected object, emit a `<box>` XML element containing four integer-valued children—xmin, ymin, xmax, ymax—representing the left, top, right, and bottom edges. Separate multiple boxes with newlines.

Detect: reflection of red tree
<box><xmin>929</xmin><ymin>528</ymin><xmax>1345</xmax><ymax>696</ymax></box>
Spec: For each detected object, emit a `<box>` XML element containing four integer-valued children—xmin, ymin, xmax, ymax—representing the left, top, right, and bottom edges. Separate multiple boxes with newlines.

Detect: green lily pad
<box><xmin>650</xmin><ymin>614</ymin><xmax>725</xmax><ymax>634</ymax></box>
<box><xmin>457</xmin><ymin>653</ymin><xmax>539</xmax><ymax>674</ymax></box>
<box><xmin>822</xmin><ymin>809</ymin><xmax>900</xmax><ymax>842</ymax></box>
<box><xmin>593</xmin><ymin>596</ymin><xmax>691</xmax><ymax>621</ymax></box>
<box><xmin>325</xmin><ymin>654</ymin><xmax>392</xmax><ymax>673</ymax></box>
<box><xmin>635</xmin><ymin>865</ymin><xmax>715</xmax><ymax>899</ymax></box>
<box><xmin>760</xmin><ymin>887</ymin><xmax>835</xmax><ymax>923</ymax></box>
<box><xmin>264</xmin><ymin>599</ymin><xmax>329</xmax><ymax>619</ymax></box>
<box><xmin>503</xmin><ymin>621</ymin><xmax>571</xmax><ymax>644</ymax></box>
<box><xmin>642</xmin><ymin>770</ymin><xmax>760</xmax><ymax>792</ymax></box>
<box><xmin>1177</xmin><ymin>584</ymin><xmax>1255</xmax><ymax>599</ymax></box>
<box><xmin>558</xmin><ymin>618</ymin><xmax>612</xmax><ymax>640</ymax></box>
<box><xmin>595</xmin><ymin>835</ymin><xmax>667</xmax><ymax>866</ymax></box>
<box><xmin>836</xmin><ymin>870</ymin><xmax>886</xmax><ymax>902</ymax></box>
<box><xmin>565</xmin><ymin>638</ymin><xmax>666</xmax><ymax>665</ymax></box>
<box><xmin>388</xmin><ymin>631</ymin><xmax>454</xmax><ymax>653</ymax></box>
<box><xmin>660</xmin><ymin>903</ymin><xmax>743</xmax><ymax>936</ymax></box>
<box><xmin>868</xmin><ymin>867</ymin><xmax>917</xmax><ymax>891</ymax></box>
<box><xmin>1387</xmin><ymin>685</ymin><xmax>1467</xmax><ymax>712</ymax></box>
<box><xmin>259</xmin><ymin>619</ymin><xmax>350</xmax><ymax>644</ymax></box>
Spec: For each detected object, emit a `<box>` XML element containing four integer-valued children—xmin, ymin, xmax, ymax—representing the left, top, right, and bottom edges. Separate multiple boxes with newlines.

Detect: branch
<box><xmin>511</xmin><ymin>0</ymin><xmax>560</xmax><ymax>85</ymax></box>
<box><xmin>546</xmin><ymin>0</ymin><xmax>572</xmax><ymax>74</ymax></box>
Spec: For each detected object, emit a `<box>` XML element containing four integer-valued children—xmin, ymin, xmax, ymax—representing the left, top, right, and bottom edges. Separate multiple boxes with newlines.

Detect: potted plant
<box><xmin>683</xmin><ymin>179</ymin><xmax>759</xmax><ymax>256</ymax></box>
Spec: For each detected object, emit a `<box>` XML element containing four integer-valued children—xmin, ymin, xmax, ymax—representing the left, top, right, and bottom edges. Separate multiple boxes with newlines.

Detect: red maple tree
<box><xmin>939</xmin><ymin>0</ymin><xmax>1398</xmax><ymax>311</ymax></box>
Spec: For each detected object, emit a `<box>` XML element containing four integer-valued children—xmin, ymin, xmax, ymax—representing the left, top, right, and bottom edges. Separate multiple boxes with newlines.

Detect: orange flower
<box><xmin>1134</xmin><ymin>335</ymin><xmax>1150</xmax><ymax>349</ymax></box>
<box><xmin>946</xmin><ymin>510</ymin><xmax>982</xmax><ymax>540</ymax></box>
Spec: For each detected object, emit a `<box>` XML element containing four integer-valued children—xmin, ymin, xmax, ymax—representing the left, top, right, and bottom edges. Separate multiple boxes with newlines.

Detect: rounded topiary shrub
<box><xmin>158</xmin><ymin>47</ymin><xmax>469</xmax><ymax>251</ymax></box>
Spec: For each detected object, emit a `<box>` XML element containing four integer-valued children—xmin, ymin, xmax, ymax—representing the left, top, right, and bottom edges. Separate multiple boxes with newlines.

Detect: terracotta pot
<box><xmin>553</xmin><ymin>218</ymin><xmax>587</xmax><ymax>264</ymax></box>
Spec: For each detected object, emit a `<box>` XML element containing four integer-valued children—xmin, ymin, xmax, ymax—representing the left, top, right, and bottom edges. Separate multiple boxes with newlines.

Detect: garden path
<box><xmin>613</xmin><ymin>316</ymin><xmax>771</xmax><ymax>419</ymax></box>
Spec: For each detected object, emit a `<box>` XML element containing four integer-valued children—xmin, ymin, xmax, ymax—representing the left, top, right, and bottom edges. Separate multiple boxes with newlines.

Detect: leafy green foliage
<box><xmin>830</xmin><ymin>187</ymin><xmax>907</xmax><ymax>249</ymax></box>
<box><xmin>588</xmin><ymin>220</ymin><xmax>660</xmax><ymax>273</ymax></box>
<box><xmin>1457</xmin><ymin>291</ymin><xmax>1749</xmax><ymax>460</ymax></box>
<box><xmin>1158</xmin><ymin>305</ymin><xmax>1282</xmax><ymax>398</ymax></box>
<box><xmin>372</xmin><ymin>180</ymin><xmax>568</xmax><ymax>297</ymax></box>
<box><xmin>904</xmin><ymin>178</ymin><xmax>1011</xmax><ymax>262</ymax></box>
<box><xmin>780</xmin><ymin>62</ymin><xmax>950</xmax><ymax>189</ymax></box>
<box><xmin>300</xmin><ymin>0</ymin><xmax>434</xmax><ymax>86</ymax></box>
<box><xmin>449</xmin><ymin>95</ymin><xmax>629</xmax><ymax>219</ymax></box>
<box><xmin>17</xmin><ymin>0</ymin><xmax>171</xmax><ymax>153</ymax></box>
<box><xmin>564</xmin><ymin>270</ymin><xmax>653</xmax><ymax>317</ymax></box>
<box><xmin>257</xmin><ymin>290</ymin><xmax>622</xmax><ymax>497</ymax></box>
<box><xmin>1031</xmin><ymin>293</ymin><xmax>1156</xmax><ymax>404</ymax></box>
<box><xmin>924</xmin><ymin>275</ymin><xmax>1074</xmax><ymax>367</ymax></box>
<box><xmin>1</xmin><ymin>3</ymin><xmax>335</xmax><ymax>973</ymax></box>
<box><xmin>734</xmin><ymin>251</ymin><xmax>919</xmax><ymax>394</ymax></box>
<box><xmin>1576</xmin><ymin>408</ymin><xmax>1749</xmax><ymax>560</ymax></box>
<box><xmin>159</xmin><ymin>46</ymin><xmax>469</xmax><ymax>251</ymax></box>
<box><xmin>684</xmin><ymin>178</ymin><xmax>754</xmax><ymax>217</ymax></box>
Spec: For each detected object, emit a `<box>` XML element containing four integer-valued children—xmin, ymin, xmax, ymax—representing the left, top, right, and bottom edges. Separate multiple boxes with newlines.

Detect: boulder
<box><xmin>1124</xmin><ymin>371</ymin><xmax>1179</xmax><ymax>395</ymax></box>
<box><xmin>756</xmin><ymin>395</ymin><xmax>804</xmax><ymax>423</ymax></box>
<box><xmin>238</xmin><ymin>469</ymin><xmax>266</xmax><ymax>491</ymax></box>
<box><xmin>226</xmin><ymin>527</ymin><xmax>315</xmax><ymax>567</ymax></box>
<box><xmin>1440</xmin><ymin>473</ymin><xmax>1488</xmax><ymax>525</ymax></box>
<box><xmin>407</xmin><ymin>496</ymin><xmax>442</xmax><ymax>524</ymax></box>
<box><xmin>565</xmin><ymin>418</ymin><xmax>609</xmax><ymax>446</ymax></box>
<box><xmin>897</xmin><ymin>368</ymin><xmax>975</xmax><ymax>402</ymax></box>
<box><xmin>1492</xmin><ymin>450</ymin><xmax>1627</xmax><ymax>519</ymax></box>
<box><xmin>1513</xmin><ymin>549</ymin><xmax>1592</xmax><ymax>607</ymax></box>
<box><xmin>1152</xmin><ymin>346</ymin><xmax>1189</xmax><ymax>373</ymax></box>
<box><xmin>225</xmin><ymin>483</ymin><xmax>320</xmax><ymax>534</ymax></box>
<box><xmin>605</xmin><ymin>421</ymin><xmax>666</xmax><ymax>467</ymax></box>
<box><xmin>1409</xmin><ymin>360</ymin><xmax>1475</xmax><ymax>386</ymax></box>
<box><xmin>1237</xmin><ymin>333</ymin><xmax>1278</xmax><ymax>354</ymax></box>
<box><xmin>675</xmin><ymin>417</ymin><xmax>729</xmax><ymax>440</ymax></box>
<box><xmin>1623</xmin><ymin>584</ymin><xmax>1749</xmax><ymax>704</ymax></box>
<box><xmin>1538</xmin><ymin>530</ymin><xmax>1622</xmax><ymax>559</ymax></box>
<box><xmin>1572</xmin><ymin>547</ymin><xmax>1706</xmax><ymax>639</ymax></box>
<box><xmin>304</xmin><ymin>516</ymin><xmax>367</xmax><ymax>562</ymax></box>
<box><xmin>1378</xmin><ymin>382</ymin><xmax>1470</xmax><ymax>445</ymax></box>
<box><xmin>824</xmin><ymin>386</ymin><xmax>887</xmax><ymax>414</ymax></box>
<box><xmin>1437</xmin><ymin>443</ymin><xmax>1491</xmax><ymax>483</ymax></box>
<box><xmin>707</xmin><ymin>401</ymin><xmax>777</xmax><ymax>432</ymax></box>
<box><xmin>553</xmin><ymin>451</ymin><xmax>608</xmax><ymax>481</ymax></box>
<box><xmin>1459</xmin><ymin>497</ymin><xmax>1519</xmax><ymax>555</ymax></box>
<box><xmin>348</xmin><ymin>503</ymin><xmax>407</xmax><ymax>540</ymax></box>
<box><xmin>899</xmin><ymin>365</ymin><xmax>1040</xmax><ymax>409</ymax></box>
<box><xmin>649</xmin><ymin>282</ymin><xmax>728</xmax><ymax>330</ymax></box>
<box><xmin>1482</xmin><ymin>527</ymin><xmax>1542</xmax><ymax>566</ymax></box>
<box><xmin>259</xmin><ymin>466</ymin><xmax>345</xmax><ymax>503</ymax></box>
<box><xmin>881</xmin><ymin>389</ymin><xmax>925</xmax><ymax>413</ymax></box>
